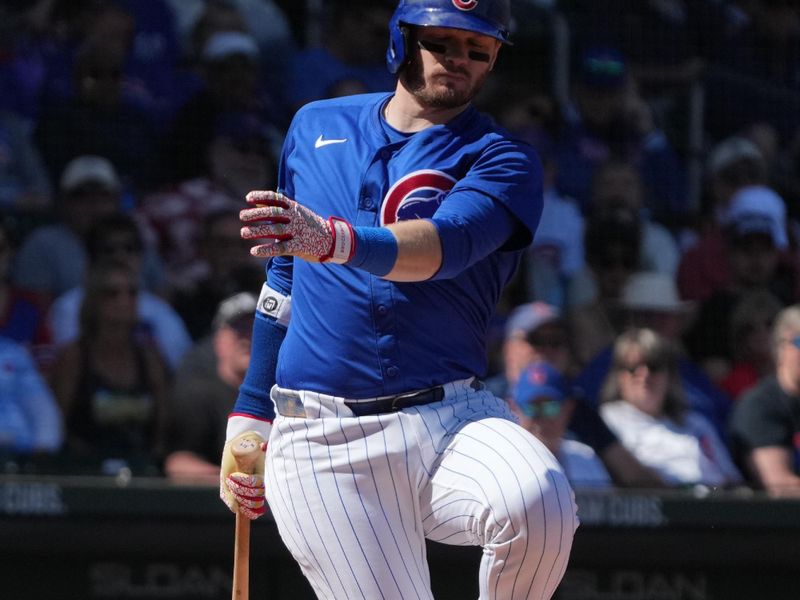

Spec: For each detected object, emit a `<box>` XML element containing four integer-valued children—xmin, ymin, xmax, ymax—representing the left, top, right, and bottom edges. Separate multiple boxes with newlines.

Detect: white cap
<box><xmin>724</xmin><ymin>185</ymin><xmax>788</xmax><ymax>249</ymax></box>
<box><xmin>706</xmin><ymin>136</ymin><xmax>765</xmax><ymax>176</ymax></box>
<box><xmin>202</xmin><ymin>31</ymin><xmax>259</xmax><ymax>62</ymax></box>
<box><xmin>620</xmin><ymin>272</ymin><xmax>693</xmax><ymax>314</ymax></box>
<box><xmin>504</xmin><ymin>302</ymin><xmax>562</xmax><ymax>340</ymax></box>
<box><xmin>60</xmin><ymin>155</ymin><xmax>121</xmax><ymax>193</ymax></box>
<box><xmin>213</xmin><ymin>292</ymin><xmax>257</xmax><ymax>330</ymax></box>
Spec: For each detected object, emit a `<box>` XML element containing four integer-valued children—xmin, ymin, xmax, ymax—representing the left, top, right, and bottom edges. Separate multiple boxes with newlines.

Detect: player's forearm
<box><xmin>233</xmin><ymin>312</ymin><xmax>283</xmax><ymax>421</ymax></box>
<box><xmin>383</xmin><ymin>220</ymin><xmax>441</xmax><ymax>281</ymax></box>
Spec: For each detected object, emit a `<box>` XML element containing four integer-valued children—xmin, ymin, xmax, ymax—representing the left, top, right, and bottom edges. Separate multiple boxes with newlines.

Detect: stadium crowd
<box><xmin>1</xmin><ymin>0</ymin><xmax>800</xmax><ymax>496</ymax></box>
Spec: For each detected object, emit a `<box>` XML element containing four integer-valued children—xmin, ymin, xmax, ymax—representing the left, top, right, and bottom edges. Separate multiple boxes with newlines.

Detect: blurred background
<box><xmin>2</xmin><ymin>0</ymin><xmax>800</xmax><ymax>598</ymax></box>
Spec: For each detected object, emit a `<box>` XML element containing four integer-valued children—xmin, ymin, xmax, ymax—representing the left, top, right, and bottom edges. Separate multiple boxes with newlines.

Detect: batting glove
<box><xmin>220</xmin><ymin>415</ymin><xmax>271</xmax><ymax>520</ymax></box>
<box><xmin>240</xmin><ymin>190</ymin><xmax>355</xmax><ymax>263</ymax></box>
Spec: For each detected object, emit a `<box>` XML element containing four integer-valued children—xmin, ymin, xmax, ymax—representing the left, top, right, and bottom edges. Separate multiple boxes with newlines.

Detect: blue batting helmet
<box><xmin>386</xmin><ymin>0</ymin><xmax>512</xmax><ymax>74</ymax></box>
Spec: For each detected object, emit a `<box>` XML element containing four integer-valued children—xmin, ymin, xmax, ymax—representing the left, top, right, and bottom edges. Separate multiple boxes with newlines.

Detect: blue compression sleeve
<box><xmin>233</xmin><ymin>312</ymin><xmax>284</xmax><ymax>421</ymax></box>
<box><xmin>429</xmin><ymin>190</ymin><xmax>518</xmax><ymax>280</ymax></box>
<box><xmin>349</xmin><ymin>226</ymin><xmax>399</xmax><ymax>276</ymax></box>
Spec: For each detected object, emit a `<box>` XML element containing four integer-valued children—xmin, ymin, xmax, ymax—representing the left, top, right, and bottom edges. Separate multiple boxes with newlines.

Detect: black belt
<box><xmin>344</xmin><ymin>386</ymin><xmax>445</xmax><ymax>417</ymax></box>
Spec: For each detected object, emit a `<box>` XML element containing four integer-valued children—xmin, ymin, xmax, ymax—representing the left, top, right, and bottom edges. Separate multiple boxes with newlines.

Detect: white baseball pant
<box><xmin>265</xmin><ymin>378</ymin><xmax>578</xmax><ymax>599</ymax></box>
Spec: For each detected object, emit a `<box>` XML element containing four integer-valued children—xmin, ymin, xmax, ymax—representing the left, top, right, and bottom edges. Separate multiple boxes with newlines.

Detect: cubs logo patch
<box><xmin>380</xmin><ymin>170</ymin><xmax>456</xmax><ymax>225</ymax></box>
<box><xmin>452</xmin><ymin>0</ymin><xmax>478</xmax><ymax>11</ymax></box>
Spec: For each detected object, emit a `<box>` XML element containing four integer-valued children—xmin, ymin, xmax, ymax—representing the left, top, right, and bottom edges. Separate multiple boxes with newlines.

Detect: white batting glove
<box><xmin>240</xmin><ymin>190</ymin><xmax>355</xmax><ymax>263</ymax></box>
<box><xmin>220</xmin><ymin>416</ymin><xmax>271</xmax><ymax>520</ymax></box>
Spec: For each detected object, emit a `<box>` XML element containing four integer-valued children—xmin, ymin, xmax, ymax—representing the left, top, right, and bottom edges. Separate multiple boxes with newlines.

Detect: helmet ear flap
<box><xmin>387</xmin><ymin>23</ymin><xmax>411</xmax><ymax>74</ymax></box>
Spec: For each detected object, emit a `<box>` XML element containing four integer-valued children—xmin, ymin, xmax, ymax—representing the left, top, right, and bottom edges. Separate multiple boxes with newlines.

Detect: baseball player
<box><xmin>220</xmin><ymin>1</ymin><xmax>578</xmax><ymax>598</ymax></box>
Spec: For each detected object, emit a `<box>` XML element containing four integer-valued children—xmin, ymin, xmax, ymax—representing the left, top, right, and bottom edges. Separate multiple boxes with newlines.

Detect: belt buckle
<box><xmin>274</xmin><ymin>393</ymin><xmax>307</xmax><ymax>418</ymax></box>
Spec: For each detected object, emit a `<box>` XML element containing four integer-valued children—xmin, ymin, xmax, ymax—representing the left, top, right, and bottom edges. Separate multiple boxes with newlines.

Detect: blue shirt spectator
<box><xmin>0</xmin><ymin>336</ymin><xmax>62</xmax><ymax>454</ymax></box>
<box><xmin>554</xmin><ymin>47</ymin><xmax>688</xmax><ymax>222</ymax></box>
<box><xmin>284</xmin><ymin>0</ymin><xmax>395</xmax><ymax>110</ymax></box>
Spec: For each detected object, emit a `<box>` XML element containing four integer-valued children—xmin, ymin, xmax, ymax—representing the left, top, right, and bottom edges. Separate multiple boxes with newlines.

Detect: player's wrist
<box><xmin>321</xmin><ymin>216</ymin><xmax>356</xmax><ymax>263</ymax></box>
<box><xmin>348</xmin><ymin>226</ymin><xmax>398</xmax><ymax>276</ymax></box>
<box><xmin>226</xmin><ymin>413</ymin><xmax>273</xmax><ymax>442</ymax></box>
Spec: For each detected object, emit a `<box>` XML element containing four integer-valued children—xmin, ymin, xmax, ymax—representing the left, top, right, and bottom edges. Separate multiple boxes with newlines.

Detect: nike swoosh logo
<box><xmin>315</xmin><ymin>134</ymin><xmax>348</xmax><ymax>148</ymax></box>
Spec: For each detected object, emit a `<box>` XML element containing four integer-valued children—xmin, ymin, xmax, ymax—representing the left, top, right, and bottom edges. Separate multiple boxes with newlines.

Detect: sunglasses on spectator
<box><xmin>597</xmin><ymin>254</ymin><xmax>637</xmax><ymax>270</ymax></box>
<box><xmin>102</xmin><ymin>286</ymin><xmax>138</xmax><ymax>299</ymax></box>
<box><xmin>783</xmin><ymin>336</ymin><xmax>800</xmax><ymax>349</ymax></box>
<box><xmin>101</xmin><ymin>241</ymin><xmax>141</xmax><ymax>255</ymax></box>
<box><xmin>527</xmin><ymin>334</ymin><xmax>568</xmax><ymax>349</ymax></box>
<box><xmin>619</xmin><ymin>360</ymin><xmax>666</xmax><ymax>374</ymax></box>
<box><xmin>416</xmin><ymin>39</ymin><xmax>491</xmax><ymax>63</ymax></box>
<box><xmin>521</xmin><ymin>399</ymin><xmax>563</xmax><ymax>419</ymax></box>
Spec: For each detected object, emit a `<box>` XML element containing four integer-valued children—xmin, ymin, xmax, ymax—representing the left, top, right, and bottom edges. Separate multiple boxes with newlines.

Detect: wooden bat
<box><xmin>230</xmin><ymin>434</ymin><xmax>264</xmax><ymax>600</ymax></box>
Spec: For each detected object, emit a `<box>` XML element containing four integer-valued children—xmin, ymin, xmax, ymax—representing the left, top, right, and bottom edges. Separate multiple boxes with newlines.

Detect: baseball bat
<box><xmin>230</xmin><ymin>435</ymin><xmax>264</xmax><ymax>600</ymax></box>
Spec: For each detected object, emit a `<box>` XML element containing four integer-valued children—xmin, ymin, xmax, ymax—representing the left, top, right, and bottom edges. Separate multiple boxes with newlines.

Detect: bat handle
<box><xmin>232</xmin><ymin>513</ymin><xmax>251</xmax><ymax>600</ymax></box>
<box><xmin>230</xmin><ymin>433</ymin><xmax>264</xmax><ymax>600</ymax></box>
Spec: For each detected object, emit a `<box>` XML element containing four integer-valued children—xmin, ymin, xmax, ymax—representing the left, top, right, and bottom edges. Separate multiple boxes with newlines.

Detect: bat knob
<box><xmin>231</xmin><ymin>433</ymin><xmax>265</xmax><ymax>474</ymax></box>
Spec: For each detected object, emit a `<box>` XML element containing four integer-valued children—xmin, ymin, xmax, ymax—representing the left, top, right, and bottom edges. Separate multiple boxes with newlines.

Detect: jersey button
<box><xmin>377</xmin><ymin>305</ymin><xmax>388</xmax><ymax>315</ymax></box>
<box><xmin>386</xmin><ymin>366</ymin><xmax>399</xmax><ymax>377</ymax></box>
<box><xmin>361</xmin><ymin>197</ymin><xmax>374</xmax><ymax>210</ymax></box>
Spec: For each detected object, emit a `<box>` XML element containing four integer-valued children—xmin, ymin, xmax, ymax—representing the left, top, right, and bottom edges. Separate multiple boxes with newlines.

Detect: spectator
<box><xmin>567</xmin><ymin>207</ymin><xmax>641</xmax><ymax>366</ymax></box>
<box><xmin>0</xmin><ymin>110</ymin><xmax>52</xmax><ymax>210</ymax></box>
<box><xmin>730</xmin><ymin>303</ymin><xmax>800</xmax><ymax>496</ymax></box>
<box><xmin>493</xmin><ymin>91</ymin><xmax>583</xmax><ymax>309</ymax></box>
<box><xmin>169</xmin><ymin>210</ymin><xmax>263</xmax><ymax>340</ymax></box>
<box><xmin>0</xmin><ymin>1</ymin><xmax>47</xmax><ymax>123</ymax></box>
<box><xmin>683</xmin><ymin>186</ymin><xmax>800</xmax><ymax>382</ymax></box>
<box><xmin>167</xmin><ymin>0</ymin><xmax>294</xmax><ymax>87</ymax></box>
<box><xmin>138</xmin><ymin>110</ymin><xmax>276</xmax><ymax>294</ymax></box>
<box><xmin>0</xmin><ymin>218</ymin><xmax>52</xmax><ymax>368</ymax></box>
<box><xmin>487</xmin><ymin>301</ymin><xmax>664</xmax><ymax>488</ymax></box>
<box><xmin>284</xmin><ymin>0</ymin><xmax>395</xmax><ymax>111</ymax></box>
<box><xmin>590</xmin><ymin>157</ymin><xmax>680</xmax><ymax>275</ymax></box>
<box><xmin>48</xmin><ymin>257</ymin><xmax>169</xmax><ymax>475</ymax></box>
<box><xmin>721</xmin><ymin>289</ymin><xmax>784</xmax><ymax>401</ymax></box>
<box><xmin>705</xmin><ymin>0</ymin><xmax>800</xmax><ymax>144</ymax></box>
<box><xmin>554</xmin><ymin>46</ymin><xmax>688</xmax><ymax>221</ymax></box>
<box><xmin>599</xmin><ymin>327</ymin><xmax>742</xmax><ymax>488</ymax></box>
<box><xmin>677</xmin><ymin>136</ymin><xmax>770</xmax><ymax>296</ymax></box>
<box><xmin>574</xmin><ymin>271</ymin><xmax>732</xmax><ymax>438</ymax></box>
<box><xmin>511</xmin><ymin>360</ymin><xmax>613</xmax><ymax>489</ymax></box>
<box><xmin>0</xmin><ymin>335</ymin><xmax>62</xmax><ymax>457</ymax></box>
<box><xmin>12</xmin><ymin>155</ymin><xmax>122</xmax><ymax>301</ymax></box>
<box><xmin>519</xmin><ymin>129</ymin><xmax>584</xmax><ymax>309</ymax></box>
<box><xmin>109</xmin><ymin>0</ymin><xmax>183</xmax><ymax>129</ymax></box>
<box><xmin>163</xmin><ymin>292</ymin><xmax>256</xmax><ymax>483</ymax></box>
<box><xmin>47</xmin><ymin>214</ymin><xmax>190</xmax><ymax>371</ymax></box>
<box><xmin>156</xmin><ymin>29</ymin><xmax>284</xmax><ymax>186</ymax></box>
<box><xmin>563</xmin><ymin>1</ymin><xmax>726</xmax><ymax>94</ymax></box>
<box><xmin>167</xmin><ymin>0</ymin><xmax>251</xmax><ymax>106</ymax></box>
<box><xmin>34</xmin><ymin>24</ymin><xmax>158</xmax><ymax>193</ymax></box>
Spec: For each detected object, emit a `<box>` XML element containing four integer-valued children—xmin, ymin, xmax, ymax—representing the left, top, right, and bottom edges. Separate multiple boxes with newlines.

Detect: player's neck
<box><xmin>384</xmin><ymin>86</ymin><xmax>469</xmax><ymax>133</ymax></box>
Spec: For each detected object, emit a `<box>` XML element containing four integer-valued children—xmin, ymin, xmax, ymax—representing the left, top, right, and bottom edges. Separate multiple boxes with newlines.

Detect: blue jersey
<box><xmin>270</xmin><ymin>92</ymin><xmax>542</xmax><ymax>398</ymax></box>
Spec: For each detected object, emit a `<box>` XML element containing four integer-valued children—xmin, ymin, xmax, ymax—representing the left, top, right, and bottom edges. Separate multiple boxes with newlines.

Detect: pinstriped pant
<box><xmin>266</xmin><ymin>378</ymin><xmax>578</xmax><ymax>599</ymax></box>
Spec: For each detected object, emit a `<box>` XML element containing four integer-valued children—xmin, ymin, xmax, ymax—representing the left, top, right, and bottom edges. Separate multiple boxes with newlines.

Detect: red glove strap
<box><xmin>324</xmin><ymin>217</ymin><xmax>356</xmax><ymax>263</ymax></box>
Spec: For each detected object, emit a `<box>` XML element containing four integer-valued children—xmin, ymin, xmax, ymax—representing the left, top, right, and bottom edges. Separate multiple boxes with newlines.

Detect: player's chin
<box><xmin>422</xmin><ymin>81</ymin><xmax>475</xmax><ymax>108</ymax></box>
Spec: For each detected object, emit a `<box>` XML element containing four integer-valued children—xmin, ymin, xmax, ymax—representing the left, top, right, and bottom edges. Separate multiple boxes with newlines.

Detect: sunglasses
<box><xmin>521</xmin><ymin>399</ymin><xmax>563</xmax><ymax>419</ymax></box>
<box><xmin>597</xmin><ymin>254</ymin><xmax>637</xmax><ymax>270</ymax></box>
<box><xmin>101</xmin><ymin>242</ymin><xmax>141</xmax><ymax>255</ymax></box>
<box><xmin>783</xmin><ymin>336</ymin><xmax>800</xmax><ymax>349</ymax></box>
<box><xmin>527</xmin><ymin>334</ymin><xmax>568</xmax><ymax>349</ymax></box>
<box><xmin>416</xmin><ymin>39</ymin><xmax>491</xmax><ymax>63</ymax></box>
<box><xmin>102</xmin><ymin>286</ymin><xmax>138</xmax><ymax>299</ymax></box>
<box><xmin>619</xmin><ymin>360</ymin><xmax>666</xmax><ymax>374</ymax></box>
